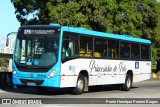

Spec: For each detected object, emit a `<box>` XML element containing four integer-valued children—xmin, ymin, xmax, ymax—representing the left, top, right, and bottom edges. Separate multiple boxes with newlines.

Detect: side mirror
<box><xmin>6</xmin><ymin>32</ymin><xmax>17</xmax><ymax>47</ymax></box>
<box><xmin>6</xmin><ymin>37</ymin><xmax>9</xmax><ymax>46</ymax></box>
<box><xmin>6</xmin><ymin>33</ymin><xmax>10</xmax><ymax>46</ymax></box>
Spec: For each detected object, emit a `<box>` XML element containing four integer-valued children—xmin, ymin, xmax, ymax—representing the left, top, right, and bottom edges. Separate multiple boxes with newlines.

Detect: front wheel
<box><xmin>73</xmin><ymin>75</ymin><xmax>85</xmax><ymax>95</ymax></box>
<box><xmin>121</xmin><ymin>74</ymin><xmax>132</xmax><ymax>91</ymax></box>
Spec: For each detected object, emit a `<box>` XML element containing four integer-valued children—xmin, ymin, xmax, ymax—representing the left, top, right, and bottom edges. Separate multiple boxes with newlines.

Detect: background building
<box><xmin>0</xmin><ymin>36</ymin><xmax>16</xmax><ymax>54</ymax></box>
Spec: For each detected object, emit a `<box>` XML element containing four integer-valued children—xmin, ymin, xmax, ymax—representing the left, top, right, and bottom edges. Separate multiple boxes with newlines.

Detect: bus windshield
<box><xmin>14</xmin><ymin>28</ymin><xmax>60</xmax><ymax>69</ymax></box>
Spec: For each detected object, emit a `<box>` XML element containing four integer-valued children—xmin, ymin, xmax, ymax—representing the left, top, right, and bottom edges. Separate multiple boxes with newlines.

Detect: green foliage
<box><xmin>11</xmin><ymin>0</ymin><xmax>160</xmax><ymax>64</ymax></box>
<box><xmin>47</xmin><ymin>1</ymin><xmax>89</xmax><ymax>28</ymax></box>
<box><xmin>0</xmin><ymin>58</ymin><xmax>9</xmax><ymax>67</ymax></box>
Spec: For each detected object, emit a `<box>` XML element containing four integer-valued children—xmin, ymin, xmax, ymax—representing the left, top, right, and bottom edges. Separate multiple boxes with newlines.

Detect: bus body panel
<box><xmin>60</xmin><ymin>58</ymin><xmax>151</xmax><ymax>87</ymax></box>
<box><xmin>132</xmin><ymin>61</ymin><xmax>151</xmax><ymax>82</ymax></box>
<box><xmin>12</xmin><ymin>60</ymin><xmax>62</xmax><ymax>88</ymax></box>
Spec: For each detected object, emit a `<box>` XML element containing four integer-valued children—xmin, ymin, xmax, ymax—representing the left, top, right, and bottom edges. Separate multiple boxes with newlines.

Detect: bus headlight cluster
<box><xmin>13</xmin><ymin>69</ymin><xmax>18</xmax><ymax>77</ymax></box>
<box><xmin>47</xmin><ymin>68</ymin><xmax>58</xmax><ymax>78</ymax></box>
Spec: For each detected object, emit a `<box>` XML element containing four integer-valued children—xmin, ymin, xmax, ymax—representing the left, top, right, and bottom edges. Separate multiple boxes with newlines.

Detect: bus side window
<box><xmin>62</xmin><ymin>31</ymin><xmax>79</xmax><ymax>60</ymax></box>
<box><xmin>120</xmin><ymin>41</ymin><xmax>130</xmax><ymax>58</ymax></box>
<box><xmin>62</xmin><ymin>41</ymin><xmax>74</xmax><ymax>59</ymax></box>
<box><xmin>80</xmin><ymin>35</ymin><xmax>93</xmax><ymax>57</ymax></box>
<box><xmin>131</xmin><ymin>43</ymin><xmax>140</xmax><ymax>59</ymax></box>
<box><xmin>141</xmin><ymin>44</ymin><xmax>150</xmax><ymax>60</ymax></box>
<box><xmin>108</xmin><ymin>46</ymin><xmax>112</xmax><ymax>58</ymax></box>
<box><xmin>94</xmin><ymin>38</ymin><xmax>107</xmax><ymax>58</ymax></box>
<box><xmin>68</xmin><ymin>41</ymin><xmax>74</xmax><ymax>57</ymax></box>
<box><xmin>108</xmin><ymin>39</ymin><xmax>119</xmax><ymax>58</ymax></box>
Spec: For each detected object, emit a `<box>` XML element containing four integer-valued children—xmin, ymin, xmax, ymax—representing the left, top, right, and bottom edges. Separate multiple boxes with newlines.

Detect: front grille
<box><xmin>18</xmin><ymin>67</ymin><xmax>49</xmax><ymax>72</ymax></box>
<box><xmin>20</xmin><ymin>79</ymin><xmax>44</xmax><ymax>85</ymax></box>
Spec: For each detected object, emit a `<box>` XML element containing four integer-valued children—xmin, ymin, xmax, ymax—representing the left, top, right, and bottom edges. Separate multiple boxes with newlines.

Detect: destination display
<box><xmin>23</xmin><ymin>29</ymin><xmax>55</xmax><ymax>35</ymax></box>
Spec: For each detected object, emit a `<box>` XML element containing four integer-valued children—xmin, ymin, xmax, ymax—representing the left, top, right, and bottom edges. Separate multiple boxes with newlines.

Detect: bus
<box><xmin>11</xmin><ymin>23</ymin><xmax>151</xmax><ymax>95</ymax></box>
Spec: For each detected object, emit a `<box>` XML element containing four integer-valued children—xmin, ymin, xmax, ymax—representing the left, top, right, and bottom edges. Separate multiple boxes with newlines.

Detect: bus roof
<box><xmin>19</xmin><ymin>25</ymin><xmax>151</xmax><ymax>44</ymax></box>
<box><xmin>61</xmin><ymin>26</ymin><xmax>151</xmax><ymax>44</ymax></box>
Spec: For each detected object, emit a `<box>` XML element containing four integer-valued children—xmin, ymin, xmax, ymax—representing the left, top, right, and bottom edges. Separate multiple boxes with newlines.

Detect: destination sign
<box><xmin>23</xmin><ymin>29</ymin><xmax>55</xmax><ymax>35</ymax></box>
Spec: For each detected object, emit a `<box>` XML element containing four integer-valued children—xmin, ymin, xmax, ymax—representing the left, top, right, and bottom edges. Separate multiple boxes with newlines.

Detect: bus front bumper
<box><xmin>12</xmin><ymin>74</ymin><xmax>61</xmax><ymax>88</ymax></box>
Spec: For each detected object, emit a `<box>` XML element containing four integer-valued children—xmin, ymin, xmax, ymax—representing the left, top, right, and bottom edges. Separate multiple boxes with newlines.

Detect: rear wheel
<box><xmin>121</xmin><ymin>74</ymin><xmax>132</xmax><ymax>91</ymax></box>
<box><xmin>73</xmin><ymin>74</ymin><xmax>85</xmax><ymax>95</ymax></box>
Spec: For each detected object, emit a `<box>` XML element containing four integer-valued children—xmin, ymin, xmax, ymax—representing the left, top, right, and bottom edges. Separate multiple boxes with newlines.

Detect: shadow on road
<box><xmin>89</xmin><ymin>85</ymin><xmax>138</xmax><ymax>93</ymax></box>
<box><xmin>0</xmin><ymin>72</ymin><xmax>13</xmax><ymax>89</ymax></box>
<box><xmin>0</xmin><ymin>84</ymin><xmax>139</xmax><ymax>96</ymax></box>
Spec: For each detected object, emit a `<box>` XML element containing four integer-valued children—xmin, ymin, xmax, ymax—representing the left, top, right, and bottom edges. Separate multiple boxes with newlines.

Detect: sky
<box><xmin>0</xmin><ymin>0</ymin><xmax>160</xmax><ymax>48</ymax></box>
<box><xmin>0</xmin><ymin>0</ymin><xmax>20</xmax><ymax>48</ymax></box>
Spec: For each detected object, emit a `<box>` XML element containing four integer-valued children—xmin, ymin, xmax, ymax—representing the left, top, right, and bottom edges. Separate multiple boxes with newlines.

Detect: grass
<box><xmin>156</xmin><ymin>72</ymin><xmax>160</xmax><ymax>78</ymax></box>
<box><xmin>152</xmin><ymin>64</ymin><xmax>156</xmax><ymax>71</ymax></box>
<box><xmin>152</xmin><ymin>64</ymin><xmax>160</xmax><ymax>78</ymax></box>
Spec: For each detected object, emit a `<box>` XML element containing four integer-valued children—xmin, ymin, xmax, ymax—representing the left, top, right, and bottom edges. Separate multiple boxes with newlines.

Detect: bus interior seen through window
<box><xmin>61</xmin><ymin>31</ymin><xmax>150</xmax><ymax>61</ymax></box>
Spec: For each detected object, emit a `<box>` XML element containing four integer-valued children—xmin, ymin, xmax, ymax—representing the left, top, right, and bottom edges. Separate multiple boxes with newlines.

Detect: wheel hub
<box><xmin>127</xmin><ymin>77</ymin><xmax>131</xmax><ymax>88</ymax></box>
<box><xmin>77</xmin><ymin>79</ymin><xmax>83</xmax><ymax>91</ymax></box>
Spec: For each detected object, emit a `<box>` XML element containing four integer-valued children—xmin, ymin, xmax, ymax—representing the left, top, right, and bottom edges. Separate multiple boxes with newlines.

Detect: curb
<box><xmin>152</xmin><ymin>73</ymin><xmax>157</xmax><ymax>78</ymax></box>
<box><xmin>152</xmin><ymin>73</ymin><xmax>160</xmax><ymax>79</ymax></box>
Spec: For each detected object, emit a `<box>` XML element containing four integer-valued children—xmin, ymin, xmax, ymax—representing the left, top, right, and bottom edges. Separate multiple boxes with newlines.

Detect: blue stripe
<box><xmin>61</xmin><ymin>26</ymin><xmax>151</xmax><ymax>44</ymax></box>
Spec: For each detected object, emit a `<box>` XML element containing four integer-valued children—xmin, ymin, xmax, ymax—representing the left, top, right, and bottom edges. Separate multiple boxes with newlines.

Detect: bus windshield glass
<box><xmin>14</xmin><ymin>28</ymin><xmax>60</xmax><ymax>68</ymax></box>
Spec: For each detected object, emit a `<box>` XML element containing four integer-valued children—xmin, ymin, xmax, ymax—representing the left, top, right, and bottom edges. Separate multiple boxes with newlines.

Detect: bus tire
<box><xmin>121</xmin><ymin>74</ymin><xmax>132</xmax><ymax>91</ymax></box>
<box><xmin>73</xmin><ymin>74</ymin><xmax>85</xmax><ymax>95</ymax></box>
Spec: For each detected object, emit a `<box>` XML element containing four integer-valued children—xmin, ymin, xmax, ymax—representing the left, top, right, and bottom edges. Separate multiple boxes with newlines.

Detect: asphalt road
<box><xmin>0</xmin><ymin>79</ymin><xmax>160</xmax><ymax>106</ymax></box>
<box><xmin>0</xmin><ymin>79</ymin><xmax>160</xmax><ymax>98</ymax></box>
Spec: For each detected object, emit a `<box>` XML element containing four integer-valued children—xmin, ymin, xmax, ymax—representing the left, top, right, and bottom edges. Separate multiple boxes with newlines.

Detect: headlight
<box><xmin>13</xmin><ymin>69</ymin><xmax>18</xmax><ymax>76</ymax></box>
<box><xmin>47</xmin><ymin>68</ymin><xmax>58</xmax><ymax>78</ymax></box>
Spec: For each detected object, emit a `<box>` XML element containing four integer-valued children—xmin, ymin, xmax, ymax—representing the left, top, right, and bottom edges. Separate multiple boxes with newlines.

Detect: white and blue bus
<box><xmin>12</xmin><ymin>23</ymin><xmax>151</xmax><ymax>94</ymax></box>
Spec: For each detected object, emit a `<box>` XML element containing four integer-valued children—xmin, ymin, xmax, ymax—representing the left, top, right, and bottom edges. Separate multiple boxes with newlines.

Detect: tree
<box><xmin>138</xmin><ymin>0</ymin><xmax>160</xmax><ymax>71</ymax></box>
<box><xmin>47</xmin><ymin>1</ymin><xmax>90</xmax><ymax>28</ymax></box>
<box><xmin>111</xmin><ymin>0</ymin><xmax>160</xmax><ymax>71</ymax></box>
<box><xmin>11</xmin><ymin>0</ymin><xmax>51</xmax><ymax>25</ymax></box>
<box><xmin>12</xmin><ymin>0</ymin><xmax>160</xmax><ymax>71</ymax></box>
<box><xmin>0</xmin><ymin>58</ymin><xmax>9</xmax><ymax>67</ymax></box>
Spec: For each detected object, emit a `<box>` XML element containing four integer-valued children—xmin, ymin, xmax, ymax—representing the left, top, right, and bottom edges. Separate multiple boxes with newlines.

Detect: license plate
<box><xmin>27</xmin><ymin>82</ymin><xmax>36</xmax><ymax>86</ymax></box>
